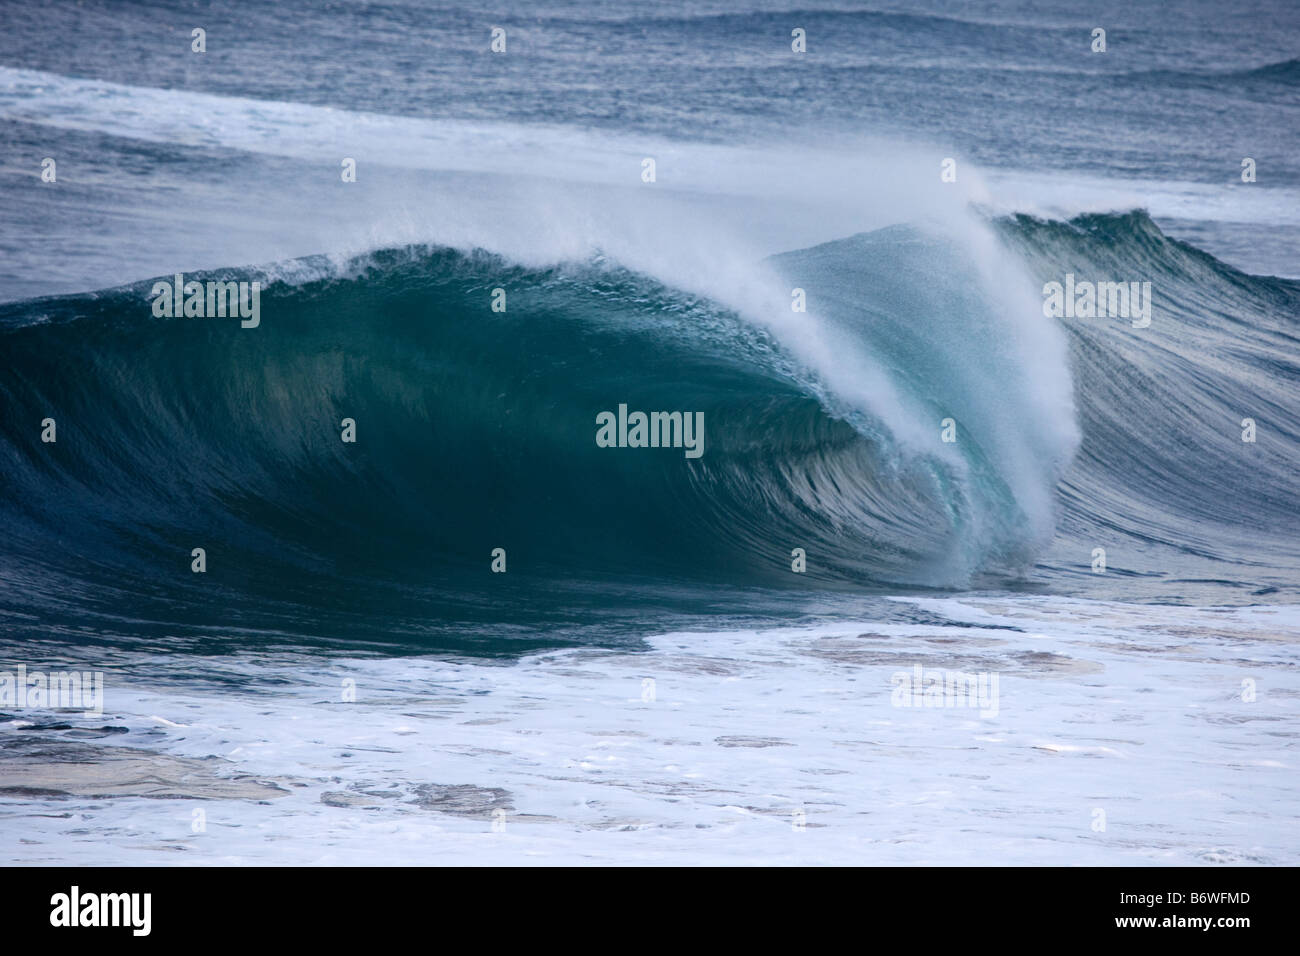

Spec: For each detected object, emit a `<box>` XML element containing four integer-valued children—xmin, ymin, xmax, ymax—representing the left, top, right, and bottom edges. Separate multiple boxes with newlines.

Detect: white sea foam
<box><xmin>1</xmin><ymin>596</ymin><xmax>1295</xmax><ymax>865</ymax></box>
<box><xmin>981</xmin><ymin>168</ymin><xmax>1300</xmax><ymax>230</ymax></box>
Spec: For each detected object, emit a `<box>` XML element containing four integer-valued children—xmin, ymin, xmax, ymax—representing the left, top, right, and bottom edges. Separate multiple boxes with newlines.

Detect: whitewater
<box><xmin>3</xmin><ymin>598</ymin><xmax>1297</xmax><ymax>866</ymax></box>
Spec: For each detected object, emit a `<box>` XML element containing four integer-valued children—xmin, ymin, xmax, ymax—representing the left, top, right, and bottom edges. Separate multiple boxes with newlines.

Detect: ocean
<box><xmin>0</xmin><ymin>0</ymin><xmax>1297</xmax><ymax>865</ymax></box>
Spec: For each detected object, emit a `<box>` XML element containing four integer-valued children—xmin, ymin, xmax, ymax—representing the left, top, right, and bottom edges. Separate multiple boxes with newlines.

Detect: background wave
<box><xmin>999</xmin><ymin>211</ymin><xmax>1300</xmax><ymax>597</ymax></box>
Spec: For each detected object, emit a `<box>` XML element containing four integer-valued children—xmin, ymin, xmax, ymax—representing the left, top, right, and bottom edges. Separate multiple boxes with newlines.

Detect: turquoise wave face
<box><xmin>0</xmin><ymin>212</ymin><xmax>1296</xmax><ymax>648</ymax></box>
